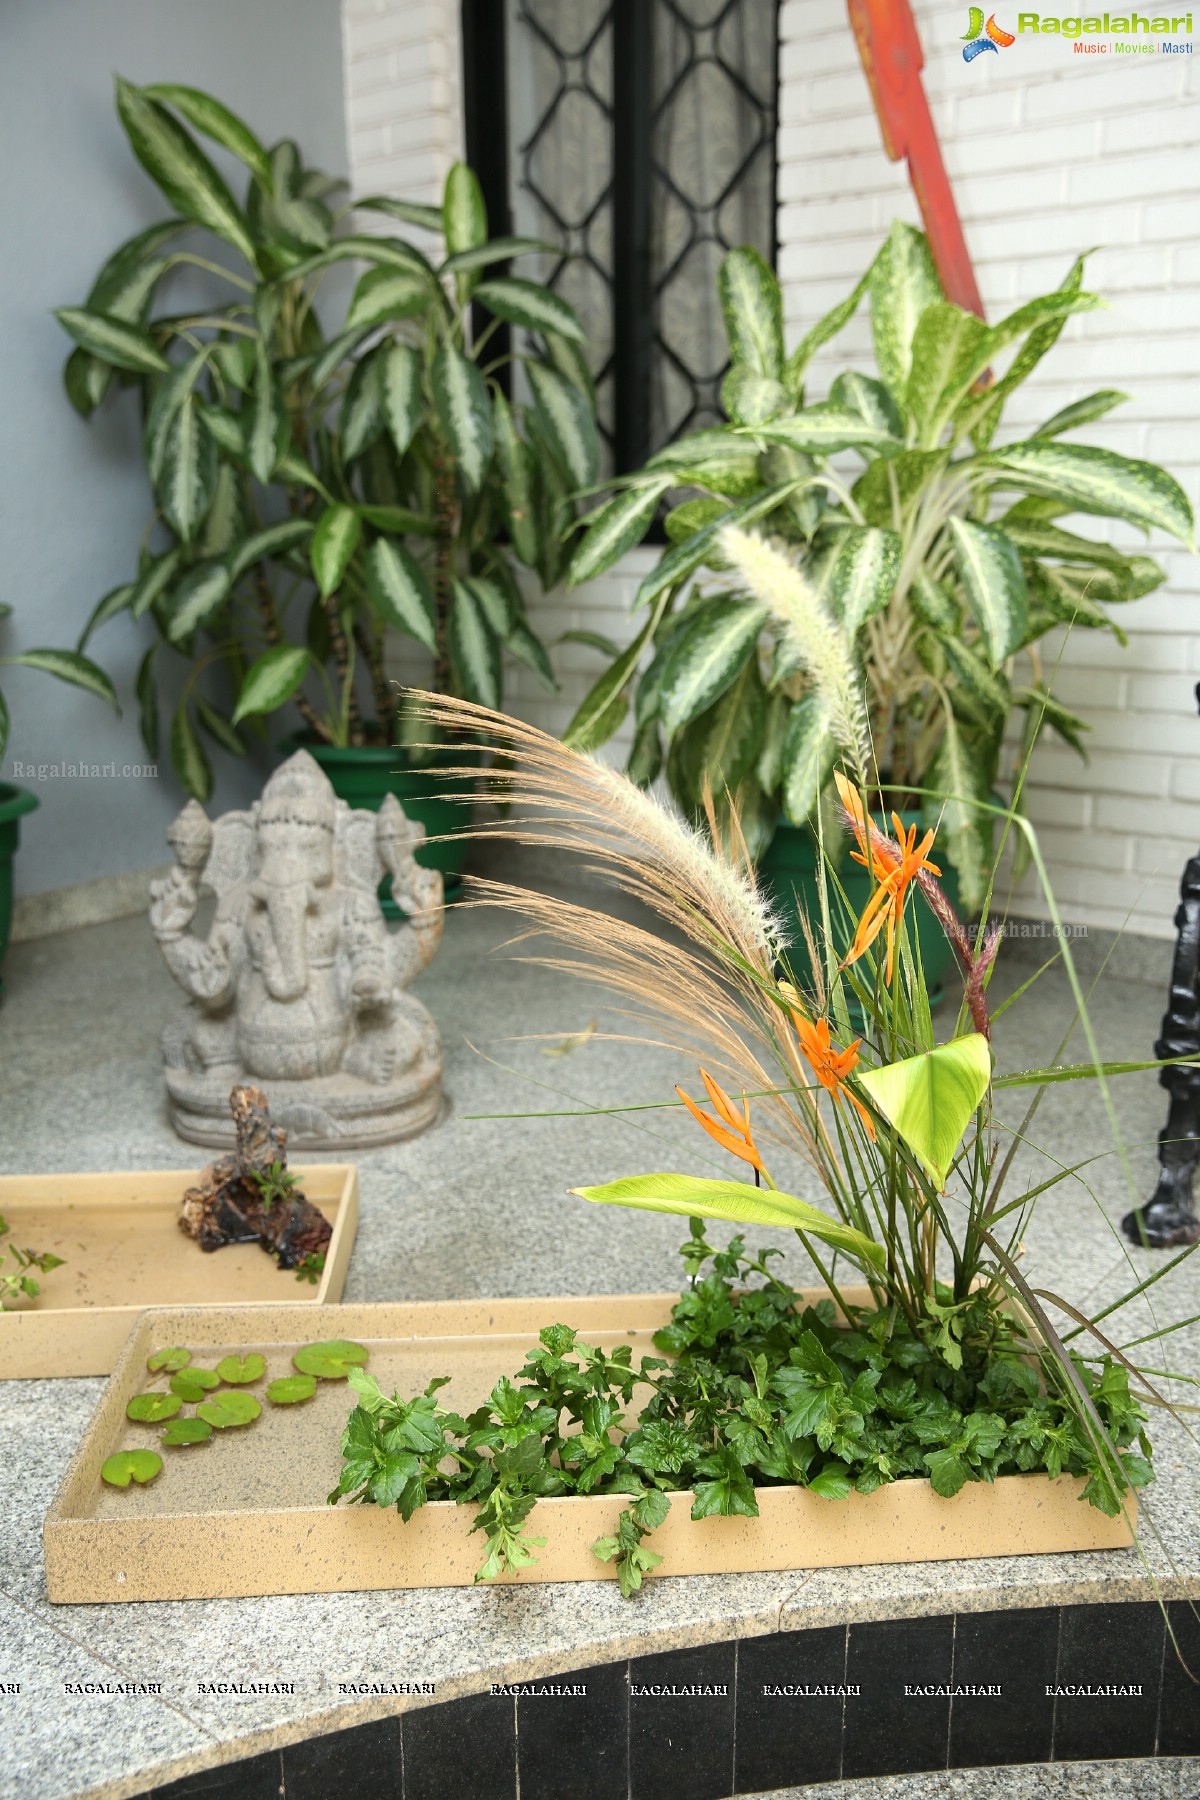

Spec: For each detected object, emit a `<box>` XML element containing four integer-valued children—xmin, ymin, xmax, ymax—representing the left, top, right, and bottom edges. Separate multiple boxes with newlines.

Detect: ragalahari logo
<box><xmin>962</xmin><ymin>8</ymin><xmax>1017</xmax><ymax>56</ymax></box>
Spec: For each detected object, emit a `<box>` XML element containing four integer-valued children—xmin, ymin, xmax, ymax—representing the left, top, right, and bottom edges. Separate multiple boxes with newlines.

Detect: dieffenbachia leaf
<box><xmin>365</xmin><ymin>539</ymin><xmax>437</xmax><ymax>652</ymax></box>
<box><xmin>9</xmin><ymin>649</ymin><xmax>117</xmax><ymax>710</ymax></box>
<box><xmin>656</xmin><ymin>596</ymin><xmax>770</xmax><ymax>737</ymax></box>
<box><xmin>779</xmin><ymin>692</ymin><xmax>836</xmax><ymax>824</ymax></box>
<box><xmin>54</xmin><ymin>306</ymin><xmax>170</xmax><ymax>375</ymax></box>
<box><xmin>981</xmin><ymin>440</ymin><xmax>1195</xmax><ymax>547</ymax></box>
<box><xmin>442</xmin><ymin>161</ymin><xmax>487</xmax><ymax>257</ymax></box>
<box><xmin>232</xmin><ymin>646</ymin><xmax>312</xmax><ymax>724</ymax></box>
<box><xmin>115</xmin><ymin>77</ymin><xmax>256</xmax><ymax>264</ymax></box>
<box><xmin>1033</xmin><ymin>390</ymin><xmax>1128</xmax><ymax>440</ymax></box>
<box><xmin>570</xmin><ymin>1173</ymin><xmax>885</xmax><ymax>1269</ymax></box>
<box><xmin>567</xmin><ymin>479</ymin><xmax>672</xmax><ymax>588</ymax></box>
<box><xmin>751</xmin><ymin>405</ymin><xmax>902</xmax><ymax>458</ymax></box>
<box><xmin>948</xmin><ymin>517</ymin><xmax>1028</xmax><ymax>667</ymax></box>
<box><xmin>142</xmin><ymin>84</ymin><xmax>271</xmax><ymax>185</ymax></box>
<box><xmin>825</xmin><ymin>526</ymin><xmax>901</xmax><ymax>636</ymax></box>
<box><xmin>718</xmin><ymin>245</ymin><xmax>784</xmax><ymax>381</ymax></box>
<box><xmin>311</xmin><ymin>504</ymin><xmax>362</xmax><ymax>599</ymax></box>
<box><xmin>475</xmin><ymin>277</ymin><xmax>585</xmax><ymax>344</ymax></box>
<box><xmin>432</xmin><ymin>345</ymin><xmax>494</xmax><ymax>491</ymax></box>
<box><xmin>448</xmin><ymin>579</ymin><xmax>502</xmax><ymax>708</ymax></box>
<box><xmin>869</xmin><ymin>220</ymin><xmax>942</xmax><ymax>396</ymax></box>
<box><xmin>856</xmin><ymin>1034</ymin><xmax>992</xmax><ymax>1188</ymax></box>
<box><xmin>526</xmin><ymin>359</ymin><xmax>599</xmax><ymax>490</ymax></box>
<box><xmin>380</xmin><ymin>341</ymin><xmax>424</xmax><ymax>459</ymax></box>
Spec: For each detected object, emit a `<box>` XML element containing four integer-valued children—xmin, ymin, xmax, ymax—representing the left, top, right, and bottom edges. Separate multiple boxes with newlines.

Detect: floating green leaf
<box><xmin>170</xmin><ymin>1367</ymin><xmax>221</xmax><ymax>1402</ymax></box>
<box><xmin>161</xmin><ymin>1417</ymin><xmax>213</xmax><ymax>1447</ymax></box>
<box><xmin>266</xmin><ymin>1374</ymin><xmax>318</xmax><ymax>1406</ymax></box>
<box><xmin>216</xmin><ymin>1353</ymin><xmax>266</xmax><ymax>1385</ymax></box>
<box><xmin>101</xmin><ymin>1449</ymin><xmax>163</xmax><ymax>1488</ymax></box>
<box><xmin>197</xmin><ymin>1391</ymin><xmax>262</xmax><ymax>1428</ymax></box>
<box><xmin>127</xmin><ymin>1392</ymin><xmax>182</xmax><ymax>1424</ymax></box>
<box><xmin>294</xmin><ymin>1339</ymin><xmax>369</xmax><ymax>1379</ymax></box>
<box><xmin>146</xmin><ymin>1346</ymin><xmax>191</xmax><ymax>1373</ymax></box>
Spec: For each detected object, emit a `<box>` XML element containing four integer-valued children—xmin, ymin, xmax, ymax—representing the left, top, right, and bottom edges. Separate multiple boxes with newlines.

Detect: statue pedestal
<box><xmin>164</xmin><ymin>1061</ymin><xmax>444</xmax><ymax>1151</ymax></box>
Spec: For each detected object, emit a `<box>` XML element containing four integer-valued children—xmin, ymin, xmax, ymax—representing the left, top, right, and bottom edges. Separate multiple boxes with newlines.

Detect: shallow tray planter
<box><xmin>43</xmin><ymin>1293</ymin><xmax>1133</xmax><ymax>1604</ymax></box>
<box><xmin>0</xmin><ymin>1165</ymin><xmax>358</xmax><ymax>1380</ymax></box>
<box><xmin>0</xmin><ymin>780</ymin><xmax>38</xmax><ymax>988</ymax></box>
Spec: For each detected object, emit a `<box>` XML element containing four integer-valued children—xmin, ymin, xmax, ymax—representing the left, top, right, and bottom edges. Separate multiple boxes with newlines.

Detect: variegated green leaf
<box><xmin>905</xmin><ymin>300</ymin><xmax>990</xmax><ymax>444</ymax></box>
<box><xmin>199</xmin><ymin>462</ymin><xmax>246</xmax><ymax>558</ymax></box>
<box><xmin>948</xmin><ymin>517</ymin><xmax>1028</xmax><ymax>666</ymax></box>
<box><xmin>358</xmin><ymin>195</ymin><xmax>444</xmax><ymax>234</ymax></box>
<box><xmin>665</xmin><ymin>498</ymin><xmax>729</xmax><ymax>544</ymax></box>
<box><xmin>721</xmin><ymin>367</ymin><xmax>788</xmax><ymax>426</ymax></box>
<box><xmin>563</xmin><ymin>598</ymin><xmax>667</xmax><ymax>753</ymax></box>
<box><xmin>829</xmin><ymin>370</ymin><xmax>903</xmax><ymax>439</ymax></box>
<box><xmin>1034</xmin><ymin>390</ymin><xmax>1127</xmax><ymax>439</ymax></box>
<box><xmin>448</xmin><ymin>578</ymin><xmax>501</xmax><ymax>707</ymax></box>
<box><xmin>568</xmin><ymin>480</ymin><xmax>671</xmax><ymax>588</ymax></box>
<box><xmin>287</xmin><ymin>236</ymin><xmax>435</xmax><ymax>285</ymax></box>
<box><xmin>858</xmin><ymin>1035</ymin><xmax>992</xmax><ymax>1188</ymax></box>
<box><xmin>924</xmin><ymin>713</ymin><xmax>991</xmax><ymax>910</ymax></box>
<box><xmin>232</xmin><ymin>646</ymin><xmax>312</xmax><ymax>723</ymax></box>
<box><xmin>197</xmin><ymin>402</ymin><xmax>246</xmax><ymax>460</ymax></box>
<box><xmin>442</xmin><ymin>162</ymin><xmax>487</xmax><ymax>257</ymax></box>
<box><xmin>380</xmin><ymin>342</ymin><xmax>424</xmax><ymax>459</ymax></box>
<box><xmin>364</xmin><ymin>539</ymin><xmax>436</xmax><ymax>652</ymax></box>
<box><xmin>943</xmin><ymin>638</ymin><xmax>1011</xmax><ymax>720</ymax></box>
<box><xmin>689</xmin><ymin>656</ymin><xmax>767</xmax><ymax>793</ymax></box>
<box><xmin>982</xmin><ymin>440</ymin><xmax>1195</xmax><ymax>546</ymax></box>
<box><xmin>54</xmin><ymin>306</ymin><xmax>169</xmax><ymax>375</ymax></box>
<box><xmin>167</xmin><ymin>560</ymin><xmax>232</xmax><ymax>642</ymax></box>
<box><xmin>158</xmin><ymin>399</ymin><xmax>217</xmax><ymax>542</ymax></box>
<box><xmin>311</xmin><ymin>505</ymin><xmax>362</xmax><ymax>598</ymax></box>
<box><xmin>431</xmin><ymin>345</ymin><xmax>493</xmax><ymax>491</ymax></box>
<box><xmin>852</xmin><ymin>447</ymin><xmax>948</xmax><ymax>530</ymax></box>
<box><xmin>526</xmin><ymin>359</ymin><xmax>599</xmax><ymax>490</ymax></box>
<box><xmin>658</xmin><ymin>595</ymin><xmax>769</xmax><ymax>737</ymax></box>
<box><xmin>962</xmin><ymin>254</ymin><xmax>1088</xmax><ymax>447</ymax></box>
<box><xmin>459</xmin><ymin>575</ymin><xmax>513</xmax><ymax>636</ymax></box>
<box><xmin>344</xmin><ymin>267</ymin><xmax>430</xmax><ymax>333</ymax></box>
<box><xmin>129</xmin><ymin>547</ymin><xmax>183</xmax><ymax>621</ymax></box>
<box><xmin>230</xmin><ymin>519</ymin><xmax>313</xmax><ymax>581</ymax></box>
<box><xmin>115</xmin><ymin>78</ymin><xmax>255</xmax><ymax>264</ymax></box>
<box><xmin>142</xmin><ymin>85</ymin><xmax>270</xmax><ymax>185</ymax></box>
<box><xmin>909</xmin><ymin>568</ymin><xmax>960</xmax><ymax>631</ymax></box>
<box><xmin>440</xmin><ymin>236</ymin><xmax>558</xmax><ymax>275</ymax></box>
<box><xmin>78</xmin><ymin>582</ymin><xmax>135</xmax><ymax>648</ymax></box>
<box><xmin>475</xmin><ymin>277</ymin><xmax>585</xmax><ymax>344</ymax></box>
<box><xmin>634</xmin><ymin>482</ymin><xmax>799</xmax><ymax>612</ymax></box>
<box><xmin>718</xmin><ymin>246</ymin><xmax>784</xmax><ymax>380</ymax></box>
<box><xmin>869</xmin><ymin>221</ymin><xmax>942</xmax><ymax>396</ymax></box>
<box><xmin>248</xmin><ymin>343</ymin><xmax>285</xmax><ymax>484</ymax></box>
<box><xmin>169</xmin><ymin>702</ymin><xmax>213</xmax><ymax>801</ymax></box>
<box><xmin>785</xmin><ymin>266</ymin><xmax>871</xmax><ymax>392</ymax></box>
<box><xmin>10</xmin><ymin>648</ymin><xmax>117</xmax><ymax>709</ymax></box>
<box><xmin>194</xmin><ymin>695</ymin><xmax>245</xmax><ymax>756</ymax></box>
<box><xmin>1001</xmin><ymin>518</ymin><xmax>1138</xmax><ymax>572</ymax></box>
<box><xmin>340</xmin><ymin>350</ymin><xmax>386</xmax><ymax>462</ymax></box>
<box><xmin>505</xmin><ymin>619</ymin><xmax>557</xmax><ymax>692</ymax></box>
<box><xmin>779</xmin><ymin>692</ymin><xmax>835</xmax><ymax>823</ymax></box>
<box><xmin>493</xmin><ymin>390</ymin><xmax>540</xmax><ymax>567</ymax></box>
<box><xmin>825</xmin><ymin>526</ymin><xmax>901</xmax><ymax>636</ymax></box>
<box><xmin>751</xmin><ymin>404</ymin><xmax>901</xmax><ymax>457</ymax></box>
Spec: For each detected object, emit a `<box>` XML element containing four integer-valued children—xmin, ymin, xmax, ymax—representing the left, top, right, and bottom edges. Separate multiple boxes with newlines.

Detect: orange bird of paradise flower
<box><xmin>780</xmin><ymin>982</ymin><xmax>876</xmax><ymax>1140</ymax></box>
<box><xmin>676</xmin><ymin>1069</ymin><xmax>765</xmax><ymax>1175</ymax></box>
<box><xmin>833</xmin><ymin>771</ymin><xmax>940</xmax><ymax>985</ymax></box>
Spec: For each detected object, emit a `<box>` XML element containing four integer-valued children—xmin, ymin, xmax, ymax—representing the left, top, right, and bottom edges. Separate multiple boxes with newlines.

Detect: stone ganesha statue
<box><xmin>149</xmin><ymin>750</ymin><xmax>444</xmax><ymax>1148</ymax></box>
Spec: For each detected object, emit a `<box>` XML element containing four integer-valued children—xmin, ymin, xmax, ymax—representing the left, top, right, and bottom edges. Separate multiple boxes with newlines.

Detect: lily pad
<box><xmin>216</xmin><ymin>1353</ymin><xmax>266</xmax><ymax>1385</ymax></box>
<box><xmin>265</xmin><ymin>1374</ymin><xmax>317</xmax><ymax>1406</ymax></box>
<box><xmin>126</xmin><ymin>1392</ymin><xmax>182</xmax><ymax>1424</ymax></box>
<box><xmin>161</xmin><ymin>1417</ymin><xmax>213</xmax><ymax>1447</ymax></box>
<box><xmin>146</xmin><ymin>1346</ymin><xmax>191</xmax><ymax>1373</ymax></box>
<box><xmin>197</xmin><ymin>1391</ymin><xmax>262</xmax><ymax>1429</ymax></box>
<box><xmin>170</xmin><ymin>1368</ymin><xmax>221</xmax><ymax>1401</ymax></box>
<box><xmin>293</xmin><ymin>1339</ymin><xmax>369</xmax><ymax>1380</ymax></box>
<box><xmin>101</xmin><ymin>1449</ymin><xmax>163</xmax><ymax>1488</ymax></box>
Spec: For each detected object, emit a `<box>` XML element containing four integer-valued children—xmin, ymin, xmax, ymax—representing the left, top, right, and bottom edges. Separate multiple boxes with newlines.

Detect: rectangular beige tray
<box><xmin>43</xmin><ymin>1292</ymin><xmax>1134</xmax><ymax>1603</ymax></box>
<box><xmin>1</xmin><ymin>1166</ymin><xmax>358</xmax><ymax>1379</ymax></box>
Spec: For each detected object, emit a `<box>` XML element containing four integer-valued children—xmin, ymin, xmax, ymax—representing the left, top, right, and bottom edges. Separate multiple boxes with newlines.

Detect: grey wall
<box><xmin>0</xmin><ymin>0</ymin><xmax>348</xmax><ymax>895</ymax></box>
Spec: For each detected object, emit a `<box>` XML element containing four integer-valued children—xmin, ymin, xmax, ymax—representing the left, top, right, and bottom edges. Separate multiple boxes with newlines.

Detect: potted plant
<box><xmin>58</xmin><ymin>79</ymin><xmax>600</xmax><ymax>897</ymax></box>
<box><xmin>0</xmin><ymin>624</ymin><xmax>115</xmax><ymax>982</ymax></box>
<box><xmin>322</xmin><ymin>693</ymin><xmax>1189</xmax><ymax>1594</ymax></box>
<box><xmin>559</xmin><ymin>223</ymin><xmax>1194</xmax><ymax>978</ymax></box>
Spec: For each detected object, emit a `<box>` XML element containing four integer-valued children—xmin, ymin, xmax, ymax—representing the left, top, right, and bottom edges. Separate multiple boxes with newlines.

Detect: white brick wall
<box><xmin>344</xmin><ymin>0</ymin><xmax>1200</xmax><ymax>937</ymax></box>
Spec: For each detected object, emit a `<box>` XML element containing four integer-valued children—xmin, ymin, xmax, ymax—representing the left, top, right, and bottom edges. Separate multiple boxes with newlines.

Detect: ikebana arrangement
<box><xmin>56</xmin><ymin>79</ymin><xmax>598</xmax><ymax>803</ymax></box>
<box><xmin>562</xmin><ymin>221</ymin><xmax>1194</xmax><ymax>917</ymax></box>
<box><xmin>0</xmin><ymin>1214</ymin><xmax>64</xmax><ymax>1310</ymax></box>
<box><xmin>327</xmin><ymin>690</ymin><xmax>1192</xmax><ymax>1594</ymax></box>
<box><xmin>102</xmin><ymin>1336</ymin><xmax>368</xmax><ymax>1490</ymax></box>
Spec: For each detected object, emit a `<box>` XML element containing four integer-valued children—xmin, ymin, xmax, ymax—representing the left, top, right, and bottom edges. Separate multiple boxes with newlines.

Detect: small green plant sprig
<box><xmin>294</xmin><ymin>1250</ymin><xmax>326</xmax><ymax>1285</ymax></box>
<box><xmin>253</xmin><ymin>1160</ymin><xmax>298</xmax><ymax>1209</ymax></box>
<box><xmin>329</xmin><ymin>1227</ymin><xmax>1152</xmax><ymax>1598</ymax></box>
<box><xmin>0</xmin><ymin>1214</ymin><xmax>65</xmax><ymax>1309</ymax></box>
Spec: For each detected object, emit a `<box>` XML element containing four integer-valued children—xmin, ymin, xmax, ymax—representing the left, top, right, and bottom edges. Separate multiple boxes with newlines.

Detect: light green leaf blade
<box><xmin>780</xmin><ymin>692</ymin><xmax>835</xmax><ymax>823</ymax></box>
<box><xmin>721</xmin><ymin>368</ymin><xmax>789</xmax><ymax>427</ymax></box>
<box><xmin>54</xmin><ymin>307</ymin><xmax>169</xmax><ymax>375</ymax></box>
<box><xmin>570</xmin><ymin>1173</ymin><xmax>885</xmax><ymax>1269</ymax></box>
<box><xmin>170</xmin><ymin>702</ymin><xmax>213</xmax><ymax>801</ymax></box>
<box><xmin>718</xmin><ymin>246</ymin><xmax>784</xmax><ymax>380</ymax></box>
<box><xmin>344</xmin><ymin>267</ymin><xmax>431</xmax><ymax>333</ymax></box>
<box><xmin>248</xmin><ymin>344</ymin><xmax>285</xmax><ymax>485</ymax></box>
<box><xmin>78</xmin><ymin>581</ymin><xmax>136</xmax><ymax>648</ymax></box>
<box><xmin>924</xmin><ymin>712</ymin><xmax>990</xmax><ymax>911</ymax></box>
<box><xmin>442</xmin><ymin>161</ymin><xmax>487</xmax><ymax>257</ymax></box>
<box><xmin>365</xmin><ymin>538</ymin><xmax>437</xmax><ymax>652</ymax></box>
<box><xmin>11</xmin><ymin>649</ymin><xmax>117</xmax><ymax>709</ymax></box>
<box><xmin>475</xmin><ymin>277</ymin><xmax>585</xmax><ymax>344</ymax></box>
<box><xmin>785</xmin><ymin>266</ymin><xmax>871</xmax><ymax>392</ymax></box>
<box><xmin>115</xmin><ymin>77</ymin><xmax>255</xmax><ymax>264</ymax></box>
<box><xmin>857</xmin><ymin>1035</ymin><xmax>992</xmax><ymax>1188</ymax></box>
<box><xmin>982</xmin><ymin>440</ymin><xmax>1195</xmax><ymax>546</ymax></box>
<box><xmin>526</xmin><ymin>359</ymin><xmax>599</xmax><ymax>490</ymax></box>
<box><xmin>829</xmin><ymin>370</ymin><xmax>903</xmax><ymax>438</ymax></box>
<box><xmin>948</xmin><ymin>517</ymin><xmax>1028</xmax><ymax>667</ymax></box>
<box><xmin>904</xmin><ymin>300</ymin><xmax>989</xmax><ymax>443</ymax></box>
<box><xmin>563</xmin><ymin>598</ymin><xmax>667</xmax><ymax>753</ymax></box>
<box><xmin>826</xmin><ymin>526</ymin><xmax>901</xmax><ymax>636</ymax></box>
<box><xmin>358</xmin><ymin>195</ymin><xmax>445</xmax><ymax>234</ymax></box>
<box><xmin>142</xmin><ymin>84</ymin><xmax>270</xmax><ymax>185</ymax></box>
<box><xmin>311</xmin><ymin>504</ymin><xmax>362</xmax><ymax>599</ymax></box>
<box><xmin>380</xmin><ymin>341</ymin><xmax>424</xmax><ymax>459</ymax></box>
<box><xmin>1034</xmin><ymin>390</ymin><xmax>1128</xmax><ymax>440</ymax></box>
<box><xmin>194</xmin><ymin>695</ymin><xmax>245</xmax><ymax>757</ymax></box>
<box><xmin>751</xmin><ymin>404</ymin><xmax>901</xmax><ymax>457</ymax></box>
<box><xmin>167</xmin><ymin>559</ymin><xmax>232</xmax><ymax>643</ymax></box>
<box><xmin>340</xmin><ymin>349</ymin><xmax>386</xmax><ymax>463</ymax></box>
<box><xmin>492</xmin><ymin>390</ymin><xmax>540</xmax><ymax>567</ymax></box>
<box><xmin>432</xmin><ymin>345</ymin><xmax>494</xmax><ymax>491</ymax></box>
<box><xmin>869</xmin><ymin>221</ymin><xmax>942</xmax><ymax>396</ymax></box>
<box><xmin>229</xmin><ymin>518</ymin><xmax>313</xmax><ymax>582</ymax></box>
<box><xmin>448</xmin><ymin>579</ymin><xmax>502</xmax><ymax>708</ymax></box>
<box><xmin>658</xmin><ymin>597</ymin><xmax>770</xmax><ymax>737</ymax></box>
<box><xmin>158</xmin><ymin>399</ymin><xmax>217</xmax><ymax>542</ymax></box>
<box><xmin>440</xmin><ymin>235</ymin><xmax>558</xmax><ymax>275</ymax></box>
<box><xmin>567</xmin><ymin>480</ymin><xmax>671</xmax><ymax>588</ymax></box>
<box><xmin>634</xmin><ymin>481</ymin><xmax>797</xmax><ymax>612</ymax></box>
<box><xmin>506</xmin><ymin>619</ymin><xmax>558</xmax><ymax>693</ymax></box>
<box><xmin>233</xmin><ymin>645</ymin><xmax>312</xmax><ymax>723</ymax></box>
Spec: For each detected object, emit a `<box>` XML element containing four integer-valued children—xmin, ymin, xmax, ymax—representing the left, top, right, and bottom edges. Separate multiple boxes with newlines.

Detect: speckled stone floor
<box><xmin>1</xmin><ymin>848</ymin><xmax>1197</xmax><ymax>1799</ymax></box>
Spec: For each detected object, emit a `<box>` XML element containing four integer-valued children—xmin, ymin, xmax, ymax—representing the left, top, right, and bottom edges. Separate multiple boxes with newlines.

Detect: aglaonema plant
<box><xmin>58</xmin><ymin>80</ymin><xmax>600</xmax><ymax>799</ymax></box>
<box><xmin>560</xmin><ymin>222</ymin><xmax>1195</xmax><ymax>907</ymax></box>
<box><xmin>328</xmin><ymin>691</ymin><xmax>1195</xmax><ymax>1596</ymax></box>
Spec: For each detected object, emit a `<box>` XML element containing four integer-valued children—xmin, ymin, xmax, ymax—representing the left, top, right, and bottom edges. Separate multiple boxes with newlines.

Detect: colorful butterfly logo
<box><xmin>962</xmin><ymin>9</ymin><xmax>1015</xmax><ymax>59</ymax></box>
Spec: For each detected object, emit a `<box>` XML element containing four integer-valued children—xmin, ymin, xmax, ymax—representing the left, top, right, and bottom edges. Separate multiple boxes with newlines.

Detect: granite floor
<box><xmin>1</xmin><ymin>849</ymin><xmax>1198</xmax><ymax>1799</ymax></box>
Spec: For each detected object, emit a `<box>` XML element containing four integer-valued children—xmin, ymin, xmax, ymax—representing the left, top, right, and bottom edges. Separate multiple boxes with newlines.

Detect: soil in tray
<box><xmin>90</xmin><ymin>1326</ymin><xmax>657</xmax><ymax>1522</ymax></box>
<box><xmin>0</xmin><ymin>1194</ymin><xmax>343</xmax><ymax>1313</ymax></box>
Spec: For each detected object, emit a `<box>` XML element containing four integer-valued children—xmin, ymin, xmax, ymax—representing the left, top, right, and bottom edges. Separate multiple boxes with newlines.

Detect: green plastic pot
<box><xmin>278</xmin><ymin>737</ymin><xmax>477</xmax><ymax>917</ymax></box>
<box><xmin>0</xmin><ymin>782</ymin><xmax>38</xmax><ymax>991</ymax></box>
<box><xmin>760</xmin><ymin>804</ymin><xmax>964</xmax><ymax>1006</ymax></box>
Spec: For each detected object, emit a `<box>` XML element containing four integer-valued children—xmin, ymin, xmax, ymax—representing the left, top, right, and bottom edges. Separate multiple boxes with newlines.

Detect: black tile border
<box><xmin>137</xmin><ymin>1598</ymin><xmax>1200</xmax><ymax>1799</ymax></box>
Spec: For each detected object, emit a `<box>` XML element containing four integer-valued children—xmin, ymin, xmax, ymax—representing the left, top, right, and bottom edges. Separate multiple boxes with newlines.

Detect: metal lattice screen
<box><xmin>501</xmin><ymin>0</ymin><xmax>779</xmax><ymax>472</ymax></box>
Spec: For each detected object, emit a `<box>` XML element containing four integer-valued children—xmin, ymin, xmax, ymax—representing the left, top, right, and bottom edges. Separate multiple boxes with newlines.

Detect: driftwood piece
<box><xmin>178</xmin><ymin>1086</ymin><xmax>333</xmax><ymax>1270</ymax></box>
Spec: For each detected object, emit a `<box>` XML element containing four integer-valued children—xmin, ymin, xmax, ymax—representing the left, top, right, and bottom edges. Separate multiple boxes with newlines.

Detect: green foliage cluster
<box><xmin>0</xmin><ymin>1214</ymin><xmax>65</xmax><ymax>1309</ymax></box>
<box><xmin>59</xmin><ymin>79</ymin><xmax>600</xmax><ymax>793</ymax></box>
<box><xmin>330</xmin><ymin>1228</ymin><xmax>1151</xmax><ymax>1598</ymax></box>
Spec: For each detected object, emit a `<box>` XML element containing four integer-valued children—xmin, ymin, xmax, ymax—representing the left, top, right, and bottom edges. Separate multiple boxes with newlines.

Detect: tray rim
<box><xmin>0</xmin><ymin>1164</ymin><xmax>359</xmax><ymax>1378</ymax></box>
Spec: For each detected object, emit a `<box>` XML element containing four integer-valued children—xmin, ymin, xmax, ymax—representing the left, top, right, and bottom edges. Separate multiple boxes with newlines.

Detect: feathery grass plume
<box><xmin>721</xmin><ymin>523</ymin><xmax>871</xmax><ymax>786</ymax></box>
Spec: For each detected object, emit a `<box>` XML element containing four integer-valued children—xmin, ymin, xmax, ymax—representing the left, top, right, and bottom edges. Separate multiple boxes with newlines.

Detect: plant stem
<box><xmin>256</xmin><ymin>568</ymin><xmax>329</xmax><ymax>742</ymax></box>
<box><xmin>432</xmin><ymin>443</ymin><xmax>458</xmax><ymax>694</ymax></box>
<box><xmin>326</xmin><ymin>594</ymin><xmax>364</xmax><ymax>745</ymax></box>
<box><xmin>355</xmin><ymin>619</ymin><xmax>393</xmax><ymax>741</ymax></box>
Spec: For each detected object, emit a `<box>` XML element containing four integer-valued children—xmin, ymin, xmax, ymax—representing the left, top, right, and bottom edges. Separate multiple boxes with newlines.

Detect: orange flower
<box><xmin>780</xmin><ymin>984</ymin><xmax>876</xmax><ymax>1140</ymax></box>
<box><xmin>676</xmin><ymin>1068</ymin><xmax>764</xmax><ymax>1173</ymax></box>
<box><xmin>832</xmin><ymin>772</ymin><xmax>940</xmax><ymax>985</ymax></box>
